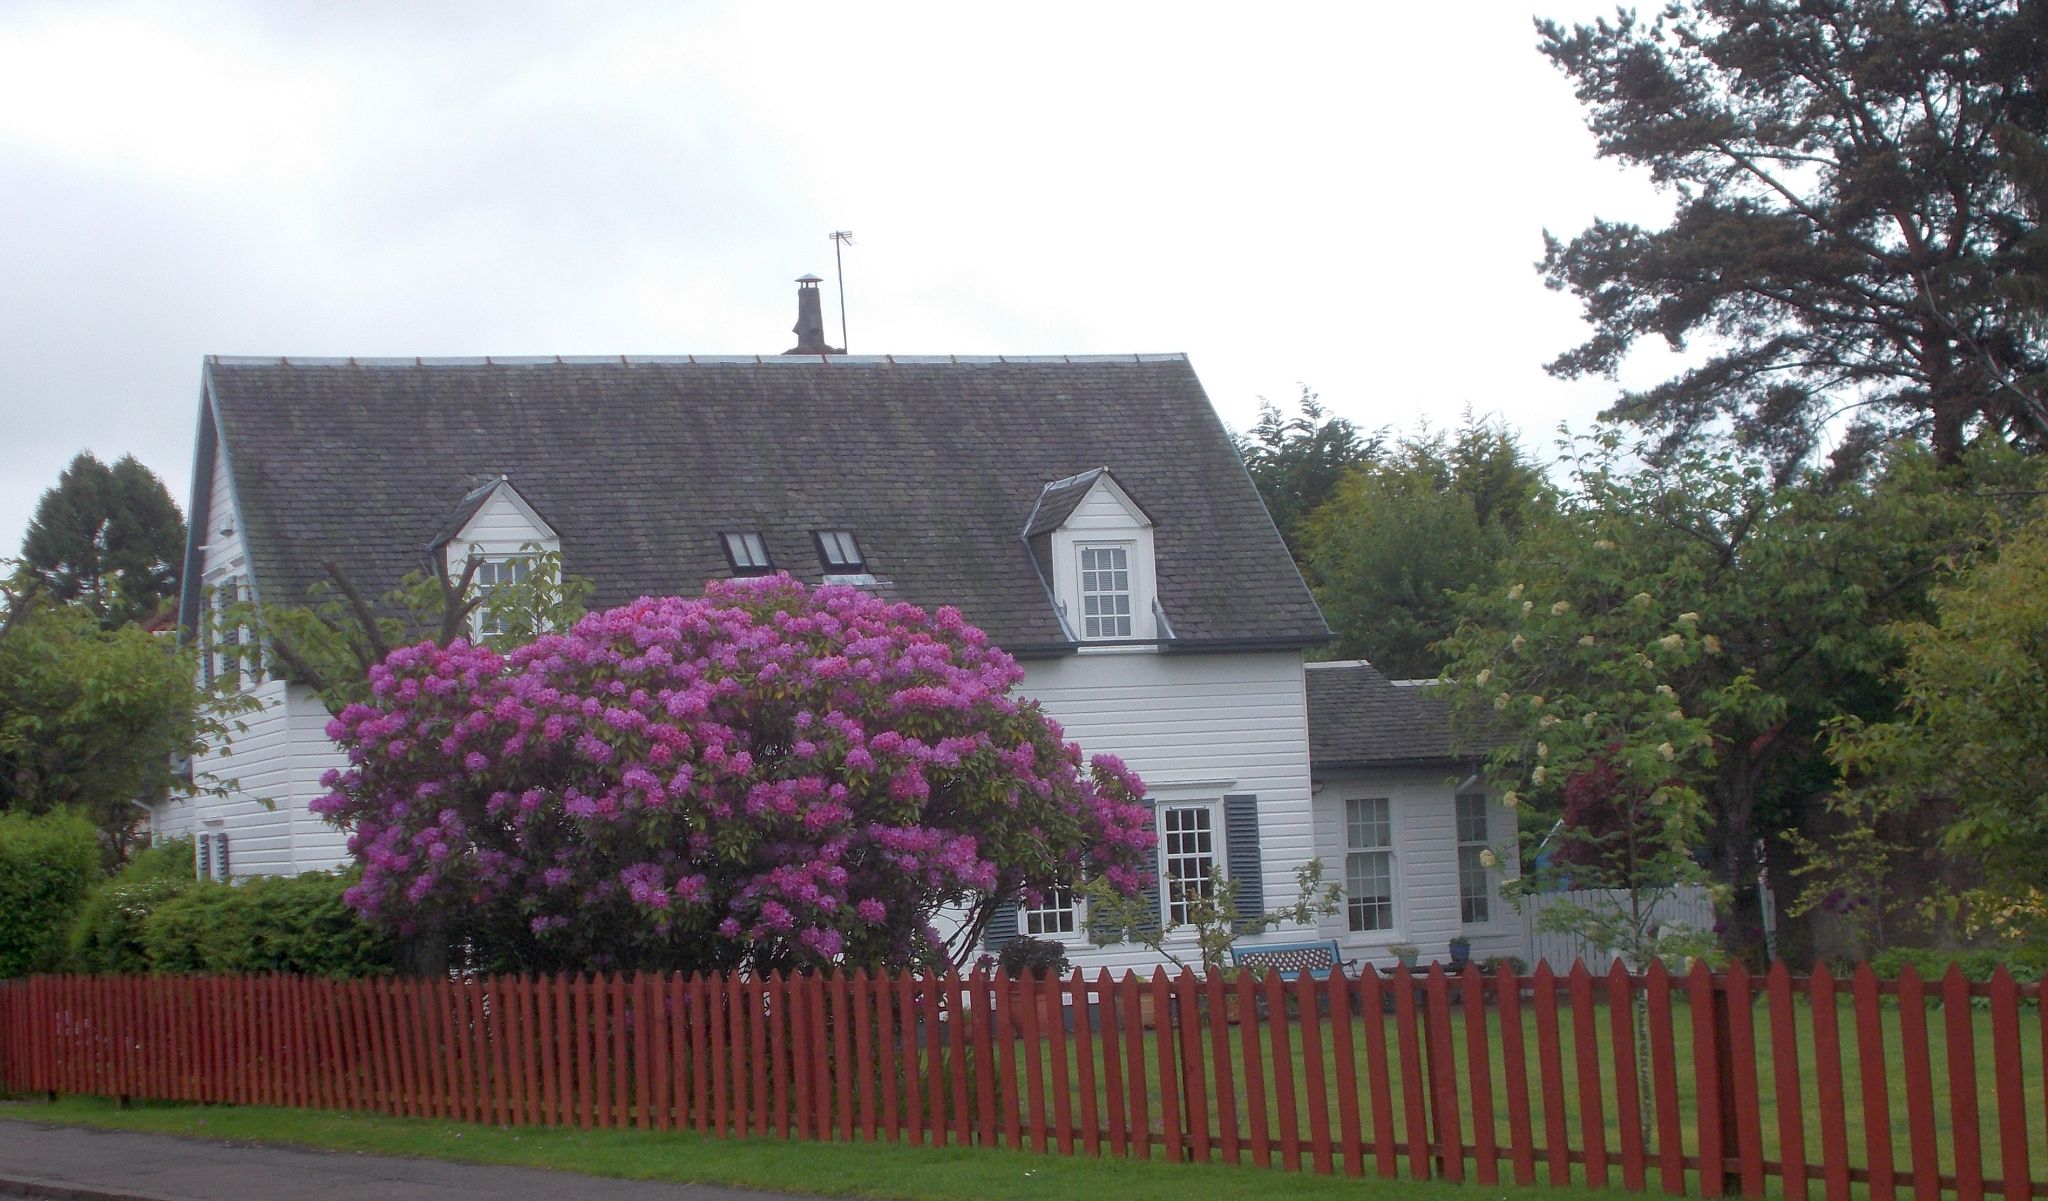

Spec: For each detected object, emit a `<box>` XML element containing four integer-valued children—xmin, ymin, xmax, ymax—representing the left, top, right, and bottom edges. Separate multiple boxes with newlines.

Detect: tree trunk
<box><xmin>1710</xmin><ymin>759</ymin><xmax>1770</xmax><ymax>969</ymax></box>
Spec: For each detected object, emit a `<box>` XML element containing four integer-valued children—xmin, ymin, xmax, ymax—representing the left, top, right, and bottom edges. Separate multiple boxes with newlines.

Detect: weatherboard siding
<box><xmin>187</xmin><ymin>677</ymin><xmax>296</xmax><ymax>876</ymax></box>
<box><xmin>1311</xmin><ymin>766</ymin><xmax>1526</xmax><ymax>967</ymax></box>
<box><xmin>1016</xmin><ymin>649</ymin><xmax>1317</xmax><ymax>972</ymax></box>
<box><xmin>285</xmin><ymin>685</ymin><xmax>351</xmax><ymax>872</ymax></box>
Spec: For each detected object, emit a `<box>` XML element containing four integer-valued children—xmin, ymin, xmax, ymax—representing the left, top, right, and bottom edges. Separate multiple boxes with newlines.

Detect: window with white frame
<box><xmin>1456</xmin><ymin>793</ymin><xmax>1492</xmax><ymax>924</ymax></box>
<box><xmin>1021</xmin><ymin>885</ymin><xmax>1078</xmax><ymax>936</ymax></box>
<box><xmin>1078</xmin><ymin>545</ymin><xmax>1133</xmax><ymax>639</ymax></box>
<box><xmin>472</xmin><ymin>557</ymin><xmax>531</xmax><ymax>638</ymax></box>
<box><xmin>1161</xmin><ymin>805</ymin><xmax>1219</xmax><ymax>925</ymax></box>
<box><xmin>1345</xmin><ymin>797</ymin><xmax>1395</xmax><ymax>932</ymax></box>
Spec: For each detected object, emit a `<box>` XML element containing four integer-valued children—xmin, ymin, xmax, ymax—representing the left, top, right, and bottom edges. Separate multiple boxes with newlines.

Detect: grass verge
<box><xmin>0</xmin><ymin>1095</ymin><xmax>1650</xmax><ymax>1201</ymax></box>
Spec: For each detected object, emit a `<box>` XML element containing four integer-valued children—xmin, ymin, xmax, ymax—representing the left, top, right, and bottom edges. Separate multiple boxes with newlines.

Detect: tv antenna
<box><xmin>829</xmin><ymin>230</ymin><xmax>853</xmax><ymax>352</ymax></box>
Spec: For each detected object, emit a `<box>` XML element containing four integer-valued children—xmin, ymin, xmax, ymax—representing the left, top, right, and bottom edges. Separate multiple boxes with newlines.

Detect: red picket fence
<box><xmin>3</xmin><ymin>961</ymin><xmax>2043</xmax><ymax>1200</ymax></box>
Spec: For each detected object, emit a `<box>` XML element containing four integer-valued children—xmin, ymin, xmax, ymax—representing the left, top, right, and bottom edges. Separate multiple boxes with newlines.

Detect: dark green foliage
<box><xmin>996</xmin><ymin>935</ymin><xmax>1071</xmax><ymax>979</ymax></box>
<box><xmin>19</xmin><ymin>452</ymin><xmax>185</xmax><ymax>628</ymax></box>
<box><xmin>1539</xmin><ymin>1</ymin><xmax>2048</xmax><ymax>467</ymax></box>
<box><xmin>1302</xmin><ymin>417</ymin><xmax>1552</xmax><ymax>677</ymax></box>
<box><xmin>137</xmin><ymin>871</ymin><xmax>400</xmax><ymax>977</ymax></box>
<box><xmin>1234</xmin><ymin>388</ymin><xmax>1381</xmax><ymax>562</ymax></box>
<box><xmin>0</xmin><ymin>809</ymin><xmax>101</xmax><ymax>977</ymax></box>
<box><xmin>0</xmin><ymin>599</ymin><xmax>246</xmax><ymax>861</ymax></box>
<box><xmin>67</xmin><ymin>838</ymin><xmax>196</xmax><ymax>974</ymax></box>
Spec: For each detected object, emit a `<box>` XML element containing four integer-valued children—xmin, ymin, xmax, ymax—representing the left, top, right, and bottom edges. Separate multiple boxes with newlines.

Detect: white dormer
<box><xmin>1024</xmin><ymin>468</ymin><xmax>1163</xmax><ymax>646</ymax></box>
<box><xmin>431</xmin><ymin>476</ymin><xmax>561</xmax><ymax>637</ymax></box>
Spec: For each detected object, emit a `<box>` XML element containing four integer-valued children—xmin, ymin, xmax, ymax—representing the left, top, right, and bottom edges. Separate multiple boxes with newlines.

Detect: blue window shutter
<box><xmin>983</xmin><ymin>901</ymin><xmax>1019</xmax><ymax>955</ymax></box>
<box><xmin>1138</xmin><ymin>795</ymin><xmax>1162</xmax><ymax>936</ymax></box>
<box><xmin>1225</xmin><ymin>793</ymin><xmax>1263</xmax><ymax>933</ymax></box>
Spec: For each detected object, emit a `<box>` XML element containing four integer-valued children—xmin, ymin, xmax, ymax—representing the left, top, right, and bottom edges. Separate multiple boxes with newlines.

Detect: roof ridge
<box><xmin>205</xmin><ymin>353</ymin><xmax>1191</xmax><ymax>369</ymax></box>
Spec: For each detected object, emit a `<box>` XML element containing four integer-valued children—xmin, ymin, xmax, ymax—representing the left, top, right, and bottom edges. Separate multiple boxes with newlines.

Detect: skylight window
<box><xmin>722</xmin><ymin>532</ymin><xmax>772</xmax><ymax>575</ymax></box>
<box><xmin>815</xmin><ymin>530</ymin><xmax>865</xmax><ymax>572</ymax></box>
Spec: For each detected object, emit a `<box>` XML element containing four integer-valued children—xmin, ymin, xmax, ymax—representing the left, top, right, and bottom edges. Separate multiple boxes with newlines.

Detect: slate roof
<box><xmin>1305</xmin><ymin>660</ymin><xmax>1474</xmax><ymax>767</ymax></box>
<box><xmin>182</xmin><ymin>354</ymin><xmax>1328</xmax><ymax>656</ymax></box>
<box><xmin>1021</xmin><ymin>469</ymin><xmax>1106</xmax><ymax>539</ymax></box>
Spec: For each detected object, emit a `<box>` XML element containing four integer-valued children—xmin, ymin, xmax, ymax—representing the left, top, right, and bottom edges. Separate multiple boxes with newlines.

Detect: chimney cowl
<box><xmin>785</xmin><ymin>275</ymin><xmax>842</xmax><ymax>355</ymax></box>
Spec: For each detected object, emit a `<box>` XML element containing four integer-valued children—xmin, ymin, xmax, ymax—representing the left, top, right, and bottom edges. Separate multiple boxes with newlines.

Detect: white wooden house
<box><xmin>158</xmin><ymin>307</ymin><xmax>1522</xmax><ymax>970</ymax></box>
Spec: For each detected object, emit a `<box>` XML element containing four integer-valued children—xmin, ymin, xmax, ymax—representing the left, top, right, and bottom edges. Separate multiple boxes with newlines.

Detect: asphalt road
<box><xmin>0</xmin><ymin>1117</ymin><xmax>831</xmax><ymax>1201</ymax></box>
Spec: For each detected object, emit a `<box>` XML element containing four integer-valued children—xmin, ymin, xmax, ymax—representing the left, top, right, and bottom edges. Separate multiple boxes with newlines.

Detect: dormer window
<box><xmin>1023</xmin><ymin>467</ymin><xmax>1163</xmax><ymax>647</ymax></box>
<box><xmin>722</xmin><ymin>532</ymin><xmax>772</xmax><ymax>575</ymax></box>
<box><xmin>1079</xmin><ymin>545</ymin><xmax>1133</xmax><ymax>638</ymax></box>
<box><xmin>814</xmin><ymin>530</ymin><xmax>865</xmax><ymax>572</ymax></box>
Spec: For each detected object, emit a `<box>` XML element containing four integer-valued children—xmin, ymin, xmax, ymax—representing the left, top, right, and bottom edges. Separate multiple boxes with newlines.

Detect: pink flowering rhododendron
<box><xmin>315</xmin><ymin>577</ymin><xmax>1153</xmax><ymax>972</ymax></box>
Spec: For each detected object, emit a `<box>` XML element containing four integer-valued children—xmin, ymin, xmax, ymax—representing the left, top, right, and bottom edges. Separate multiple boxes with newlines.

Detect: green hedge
<box><xmin>137</xmin><ymin>870</ymin><xmax>400</xmax><ymax>978</ymax></box>
<box><xmin>0</xmin><ymin>809</ymin><xmax>101</xmax><ymax>977</ymax></box>
<box><xmin>1870</xmin><ymin>945</ymin><xmax>2047</xmax><ymax>982</ymax></box>
<box><xmin>69</xmin><ymin>837</ymin><xmax>197</xmax><ymax>973</ymax></box>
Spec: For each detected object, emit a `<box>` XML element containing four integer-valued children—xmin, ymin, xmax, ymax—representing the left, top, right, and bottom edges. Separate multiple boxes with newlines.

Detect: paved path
<box><xmin>0</xmin><ymin>1118</ymin><xmax>831</xmax><ymax>1201</ymax></box>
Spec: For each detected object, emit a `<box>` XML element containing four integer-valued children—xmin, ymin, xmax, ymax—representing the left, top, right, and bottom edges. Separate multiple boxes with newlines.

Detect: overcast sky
<box><xmin>0</xmin><ymin>0</ymin><xmax>1680</xmax><ymax>555</ymax></box>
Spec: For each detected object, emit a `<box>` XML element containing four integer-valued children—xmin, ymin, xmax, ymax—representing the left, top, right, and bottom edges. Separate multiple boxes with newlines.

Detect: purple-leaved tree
<box><xmin>314</xmin><ymin>576</ymin><xmax>1154</xmax><ymax>974</ymax></box>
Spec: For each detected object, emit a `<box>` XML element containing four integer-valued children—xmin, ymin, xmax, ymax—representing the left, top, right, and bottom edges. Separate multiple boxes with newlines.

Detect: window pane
<box><xmin>1459</xmin><ymin>846</ymin><xmax>1492</xmax><ymax>924</ymax></box>
<box><xmin>724</xmin><ymin>533</ymin><xmax>769</xmax><ymax>569</ymax></box>
<box><xmin>1078</xmin><ymin>546</ymin><xmax>1133</xmax><ymax>639</ymax></box>
<box><xmin>1022</xmin><ymin>885</ymin><xmax>1077</xmax><ymax>936</ymax></box>
<box><xmin>1162</xmin><ymin>806</ymin><xmax>1217</xmax><ymax>925</ymax></box>
<box><xmin>1456</xmin><ymin>793</ymin><xmax>1492</xmax><ymax>924</ymax></box>
<box><xmin>1346</xmin><ymin>849</ymin><xmax>1393</xmax><ymax>932</ymax></box>
<box><xmin>1346</xmin><ymin>797</ymin><xmax>1390</xmax><ymax>849</ymax></box>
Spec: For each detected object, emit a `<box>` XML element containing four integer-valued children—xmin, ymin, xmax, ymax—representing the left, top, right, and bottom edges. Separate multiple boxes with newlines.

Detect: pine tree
<box><xmin>1540</xmin><ymin>0</ymin><xmax>2048</xmax><ymax>468</ymax></box>
<box><xmin>20</xmin><ymin>453</ymin><xmax>184</xmax><ymax>628</ymax></box>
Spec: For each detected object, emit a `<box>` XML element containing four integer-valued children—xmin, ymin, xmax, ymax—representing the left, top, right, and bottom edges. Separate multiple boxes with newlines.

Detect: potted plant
<box><xmin>1389</xmin><ymin>942</ymin><xmax>1421</xmax><ymax>971</ymax></box>
<box><xmin>996</xmin><ymin>936</ymin><xmax>1070</xmax><ymax>1033</ymax></box>
<box><xmin>1447</xmin><ymin>935</ymin><xmax>1472</xmax><ymax>969</ymax></box>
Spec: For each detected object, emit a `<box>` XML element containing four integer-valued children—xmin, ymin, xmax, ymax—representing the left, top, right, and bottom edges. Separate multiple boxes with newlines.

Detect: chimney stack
<box><xmin>785</xmin><ymin>274</ymin><xmax>842</xmax><ymax>355</ymax></box>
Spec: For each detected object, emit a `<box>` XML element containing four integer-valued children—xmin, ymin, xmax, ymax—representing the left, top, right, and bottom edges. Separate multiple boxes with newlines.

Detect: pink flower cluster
<box><xmin>315</xmin><ymin>576</ymin><xmax>1153</xmax><ymax>972</ymax></box>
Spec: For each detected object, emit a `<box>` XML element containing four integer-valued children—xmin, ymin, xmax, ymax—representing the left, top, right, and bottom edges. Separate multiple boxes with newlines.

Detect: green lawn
<box><xmin>0</xmin><ymin>1095</ymin><xmax>1653</xmax><ymax>1201</ymax></box>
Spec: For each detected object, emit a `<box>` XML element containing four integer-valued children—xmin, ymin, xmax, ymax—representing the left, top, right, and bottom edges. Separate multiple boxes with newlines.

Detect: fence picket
<box><xmin>1853</xmin><ymin>964</ymin><xmax>1898</xmax><ymax>1201</ymax></box>
<box><xmin>1645</xmin><ymin>962</ymin><xmax>1685</xmax><ymax>1197</ymax></box>
<box><xmin>1044</xmin><ymin>974</ymin><xmax>1072</xmax><ymax>1154</ymax></box>
<box><xmin>967</xmin><ymin>970</ymin><xmax>995</xmax><ymax>1148</ymax></box>
<box><xmin>1941</xmin><ymin>967</ymin><xmax>1985</xmax><ymax>1201</ymax></box>
<box><xmin>1896</xmin><ymin>966</ymin><xmax>1941</xmax><ymax>1201</ymax></box>
<box><xmin>1393</xmin><ymin>966</ymin><xmax>1430</xmax><ymax>1179</ymax></box>
<box><xmin>1178</xmin><ymin>969</ymin><xmax>1210</xmax><ymax>1165</ymax></box>
<box><xmin>1120</xmin><ymin>972</ymin><xmax>1150</xmax><ymax>1160</ymax></box>
<box><xmin>1097</xmin><ymin>969</ymin><xmax>1128</xmax><ymax>1158</ymax></box>
<box><xmin>1232</xmin><ymin>968</ymin><xmax>1265</xmax><ymax>1168</ymax></box>
<box><xmin>1569</xmin><ymin>963</ymin><xmax>1610</xmax><ymax>1189</ymax></box>
<box><xmin>1497</xmin><ymin>964</ymin><xmax>1537</xmax><ymax>1187</ymax></box>
<box><xmin>1264</xmin><ymin>968</ymin><xmax>1301</xmax><ymax>1172</ymax></box>
<box><xmin>1071</xmin><ymin>971</ymin><xmax>1100</xmax><ymax>1158</ymax></box>
<box><xmin>1810</xmin><ymin>965</ymin><xmax>1852</xmax><ymax>1201</ymax></box>
<box><xmin>1988</xmin><ymin>969</ymin><xmax>2030</xmax><ymax>1201</ymax></box>
<box><xmin>1294</xmin><ymin>969</ymin><xmax>1330</xmax><ymax>1174</ymax></box>
<box><xmin>1723</xmin><ymin>963</ymin><xmax>1765</xmax><ymax>1197</ymax></box>
<box><xmin>1425</xmin><ymin>965</ymin><xmax>1464</xmax><ymax>1182</ymax></box>
<box><xmin>1766</xmin><ymin>963</ymin><xmax>1807</xmax><ymax>1201</ymax></box>
<box><xmin>1608</xmin><ymin>963</ymin><xmax>1646</xmax><ymax>1192</ymax></box>
<box><xmin>919</xmin><ymin>972</ymin><xmax>944</xmax><ymax>1147</ymax></box>
<box><xmin>1533</xmin><ymin>963</ymin><xmax>1570</xmax><ymax>1187</ymax></box>
<box><xmin>1151</xmin><ymin>971</ymin><xmax>1183</xmax><ymax>1163</ymax></box>
<box><xmin>1331</xmin><ymin>971</ymin><xmax>1365</xmax><ymax>1178</ymax></box>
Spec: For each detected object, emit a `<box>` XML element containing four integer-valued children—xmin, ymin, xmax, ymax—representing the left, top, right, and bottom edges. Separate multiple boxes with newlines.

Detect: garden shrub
<box><xmin>0</xmin><ymin>808</ymin><xmax>101</xmax><ymax>977</ymax></box>
<box><xmin>1869</xmin><ymin>945</ymin><xmax>2046</xmax><ymax>982</ymax></box>
<box><xmin>139</xmin><ymin>870</ymin><xmax>399</xmax><ymax>977</ymax></box>
<box><xmin>69</xmin><ymin>837</ymin><xmax>198</xmax><ymax>973</ymax></box>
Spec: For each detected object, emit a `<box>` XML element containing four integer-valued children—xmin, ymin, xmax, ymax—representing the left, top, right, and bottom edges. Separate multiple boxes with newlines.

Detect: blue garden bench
<box><xmin>1228</xmin><ymin>938</ymin><xmax>1355</xmax><ymax>981</ymax></box>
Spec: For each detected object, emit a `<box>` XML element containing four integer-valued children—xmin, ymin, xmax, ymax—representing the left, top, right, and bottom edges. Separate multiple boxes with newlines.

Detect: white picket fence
<box><xmin>1517</xmin><ymin>884</ymin><xmax>1724</xmax><ymax>973</ymax></box>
